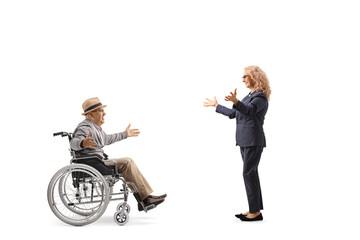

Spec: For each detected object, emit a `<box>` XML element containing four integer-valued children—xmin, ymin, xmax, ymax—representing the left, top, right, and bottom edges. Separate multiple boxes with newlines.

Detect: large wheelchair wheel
<box><xmin>47</xmin><ymin>164</ymin><xmax>110</xmax><ymax>226</ymax></box>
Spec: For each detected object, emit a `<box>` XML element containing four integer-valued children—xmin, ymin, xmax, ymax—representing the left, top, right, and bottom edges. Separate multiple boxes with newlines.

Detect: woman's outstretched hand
<box><xmin>204</xmin><ymin>97</ymin><xmax>218</xmax><ymax>107</ymax></box>
<box><xmin>225</xmin><ymin>88</ymin><xmax>239</xmax><ymax>105</ymax></box>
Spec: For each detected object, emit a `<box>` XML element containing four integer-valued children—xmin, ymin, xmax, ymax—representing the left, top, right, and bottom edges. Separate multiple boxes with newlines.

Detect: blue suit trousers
<box><xmin>240</xmin><ymin>146</ymin><xmax>264</xmax><ymax>213</ymax></box>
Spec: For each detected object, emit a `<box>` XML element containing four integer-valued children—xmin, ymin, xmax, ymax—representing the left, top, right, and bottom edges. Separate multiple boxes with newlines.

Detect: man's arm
<box><xmin>70</xmin><ymin>127</ymin><xmax>94</xmax><ymax>150</ymax></box>
<box><xmin>103</xmin><ymin>123</ymin><xmax>140</xmax><ymax>146</ymax></box>
<box><xmin>104</xmin><ymin>131</ymin><xmax>127</xmax><ymax>146</ymax></box>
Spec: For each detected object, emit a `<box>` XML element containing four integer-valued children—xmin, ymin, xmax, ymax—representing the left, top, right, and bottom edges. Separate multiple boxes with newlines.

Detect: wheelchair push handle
<box><xmin>53</xmin><ymin>132</ymin><xmax>65</xmax><ymax>137</ymax></box>
<box><xmin>53</xmin><ymin>131</ymin><xmax>72</xmax><ymax>140</ymax></box>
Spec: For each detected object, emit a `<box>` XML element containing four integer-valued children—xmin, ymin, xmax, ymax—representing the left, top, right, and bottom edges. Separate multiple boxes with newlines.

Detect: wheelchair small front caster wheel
<box><xmin>114</xmin><ymin>211</ymin><xmax>129</xmax><ymax>226</ymax></box>
<box><xmin>116</xmin><ymin>202</ymin><xmax>131</xmax><ymax>214</ymax></box>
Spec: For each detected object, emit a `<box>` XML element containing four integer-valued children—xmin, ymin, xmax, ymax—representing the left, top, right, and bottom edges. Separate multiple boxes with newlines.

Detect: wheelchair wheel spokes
<box><xmin>48</xmin><ymin>164</ymin><xmax>110</xmax><ymax>226</ymax></box>
<box><xmin>59</xmin><ymin>174</ymin><xmax>103</xmax><ymax>216</ymax></box>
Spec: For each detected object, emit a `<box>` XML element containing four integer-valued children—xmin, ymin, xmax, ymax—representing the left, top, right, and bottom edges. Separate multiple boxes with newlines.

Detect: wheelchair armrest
<box><xmin>71</xmin><ymin>154</ymin><xmax>103</xmax><ymax>163</ymax></box>
<box><xmin>103</xmin><ymin>159</ymin><xmax>119</xmax><ymax>176</ymax></box>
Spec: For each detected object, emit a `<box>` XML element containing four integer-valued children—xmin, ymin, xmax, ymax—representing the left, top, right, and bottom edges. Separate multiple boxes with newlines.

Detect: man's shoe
<box><xmin>148</xmin><ymin>194</ymin><xmax>167</xmax><ymax>199</ymax></box>
<box><xmin>138</xmin><ymin>197</ymin><xmax>165</xmax><ymax>211</ymax></box>
<box><xmin>240</xmin><ymin>213</ymin><xmax>263</xmax><ymax>221</ymax></box>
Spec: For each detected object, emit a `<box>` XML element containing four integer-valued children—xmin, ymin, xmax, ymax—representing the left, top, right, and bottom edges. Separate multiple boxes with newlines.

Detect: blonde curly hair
<box><xmin>245</xmin><ymin>65</ymin><xmax>271</xmax><ymax>101</ymax></box>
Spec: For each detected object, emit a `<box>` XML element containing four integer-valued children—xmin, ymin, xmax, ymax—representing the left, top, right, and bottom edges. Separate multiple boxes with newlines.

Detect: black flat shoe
<box><xmin>235</xmin><ymin>213</ymin><xmax>247</xmax><ymax>219</ymax></box>
<box><xmin>240</xmin><ymin>213</ymin><xmax>263</xmax><ymax>221</ymax></box>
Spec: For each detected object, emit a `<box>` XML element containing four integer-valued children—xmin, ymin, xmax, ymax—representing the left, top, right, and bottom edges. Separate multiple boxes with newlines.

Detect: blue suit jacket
<box><xmin>216</xmin><ymin>91</ymin><xmax>268</xmax><ymax>147</ymax></box>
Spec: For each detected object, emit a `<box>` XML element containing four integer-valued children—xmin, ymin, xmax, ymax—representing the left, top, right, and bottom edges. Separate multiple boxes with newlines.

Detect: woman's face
<box><xmin>242</xmin><ymin>71</ymin><xmax>254</xmax><ymax>89</ymax></box>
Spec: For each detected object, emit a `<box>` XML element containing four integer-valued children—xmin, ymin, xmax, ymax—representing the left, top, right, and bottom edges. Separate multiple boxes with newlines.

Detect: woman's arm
<box><xmin>233</xmin><ymin>95</ymin><xmax>267</xmax><ymax>115</ymax></box>
<box><xmin>204</xmin><ymin>96</ymin><xmax>236</xmax><ymax>119</ymax></box>
<box><xmin>224</xmin><ymin>89</ymin><xmax>267</xmax><ymax>116</ymax></box>
<box><xmin>215</xmin><ymin>104</ymin><xmax>236</xmax><ymax>119</ymax></box>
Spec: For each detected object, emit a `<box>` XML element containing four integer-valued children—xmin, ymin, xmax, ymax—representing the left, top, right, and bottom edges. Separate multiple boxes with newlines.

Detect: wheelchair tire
<box><xmin>47</xmin><ymin>164</ymin><xmax>110</xmax><ymax>226</ymax></box>
<box><xmin>116</xmin><ymin>202</ymin><xmax>131</xmax><ymax>214</ymax></box>
<box><xmin>113</xmin><ymin>210</ymin><xmax>129</xmax><ymax>226</ymax></box>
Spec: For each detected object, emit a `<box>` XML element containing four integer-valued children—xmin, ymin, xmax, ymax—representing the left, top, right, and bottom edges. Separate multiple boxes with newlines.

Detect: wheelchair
<box><xmin>47</xmin><ymin>131</ymin><xmax>156</xmax><ymax>226</ymax></box>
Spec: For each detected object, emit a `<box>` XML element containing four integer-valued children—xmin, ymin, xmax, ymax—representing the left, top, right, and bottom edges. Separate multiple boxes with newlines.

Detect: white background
<box><xmin>1</xmin><ymin>0</ymin><xmax>359</xmax><ymax>239</ymax></box>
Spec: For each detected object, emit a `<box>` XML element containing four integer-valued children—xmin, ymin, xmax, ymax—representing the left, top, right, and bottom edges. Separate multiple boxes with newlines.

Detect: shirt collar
<box><xmin>85</xmin><ymin>119</ymin><xmax>102</xmax><ymax>131</ymax></box>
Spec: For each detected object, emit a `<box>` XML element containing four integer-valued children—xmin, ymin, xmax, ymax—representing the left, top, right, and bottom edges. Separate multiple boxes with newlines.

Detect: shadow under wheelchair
<box><xmin>48</xmin><ymin>132</ymin><xmax>157</xmax><ymax>226</ymax></box>
<box><xmin>96</xmin><ymin>214</ymin><xmax>158</xmax><ymax>226</ymax></box>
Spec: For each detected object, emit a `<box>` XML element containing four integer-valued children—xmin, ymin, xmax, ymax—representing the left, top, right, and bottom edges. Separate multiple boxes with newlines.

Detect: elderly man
<box><xmin>70</xmin><ymin>97</ymin><xmax>166</xmax><ymax>211</ymax></box>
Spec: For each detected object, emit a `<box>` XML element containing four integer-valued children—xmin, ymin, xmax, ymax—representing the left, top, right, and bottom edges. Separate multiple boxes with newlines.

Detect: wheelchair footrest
<box><xmin>133</xmin><ymin>192</ymin><xmax>142</xmax><ymax>203</ymax></box>
<box><xmin>145</xmin><ymin>204</ymin><xmax>156</xmax><ymax>211</ymax></box>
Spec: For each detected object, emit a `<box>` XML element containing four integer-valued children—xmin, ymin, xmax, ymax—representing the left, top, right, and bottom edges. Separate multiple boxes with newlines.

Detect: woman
<box><xmin>204</xmin><ymin>65</ymin><xmax>271</xmax><ymax>221</ymax></box>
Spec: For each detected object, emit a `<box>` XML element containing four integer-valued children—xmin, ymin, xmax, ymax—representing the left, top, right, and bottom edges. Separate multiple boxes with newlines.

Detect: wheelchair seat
<box><xmin>72</xmin><ymin>154</ymin><xmax>115</xmax><ymax>176</ymax></box>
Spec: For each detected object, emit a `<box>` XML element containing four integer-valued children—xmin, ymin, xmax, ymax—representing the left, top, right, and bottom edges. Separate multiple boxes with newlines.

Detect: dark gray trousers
<box><xmin>240</xmin><ymin>146</ymin><xmax>264</xmax><ymax>213</ymax></box>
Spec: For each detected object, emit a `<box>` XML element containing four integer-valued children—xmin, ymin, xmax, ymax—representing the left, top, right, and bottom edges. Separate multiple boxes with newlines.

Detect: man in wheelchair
<box><xmin>70</xmin><ymin>97</ymin><xmax>166</xmax><ymax>211</ymax></box>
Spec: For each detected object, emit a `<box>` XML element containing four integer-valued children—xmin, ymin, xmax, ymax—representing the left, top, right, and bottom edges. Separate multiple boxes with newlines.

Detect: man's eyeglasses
<box><xmin>93</xmin><ymin>109</ymin><xmax>105</xmax><ymax>113</ymax></box>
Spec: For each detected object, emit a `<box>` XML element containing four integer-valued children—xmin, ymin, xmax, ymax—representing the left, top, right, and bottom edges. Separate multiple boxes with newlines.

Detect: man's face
<box><xmin>88</xmin><ymin>107</ymin><xmax>106</xmax><ymax>126</ymax></box>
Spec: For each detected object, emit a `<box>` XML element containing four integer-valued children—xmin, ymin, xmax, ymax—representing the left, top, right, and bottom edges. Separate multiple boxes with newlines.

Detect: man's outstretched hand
<box><xmin>81</xmin><ymin>130</ymin><xmax>96</xmax><ymax>149</ymax></box>
<box><xmin>126</xmin><ymin>124</ymin><xmax>140</xmax><ymax>137</ymax></box>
